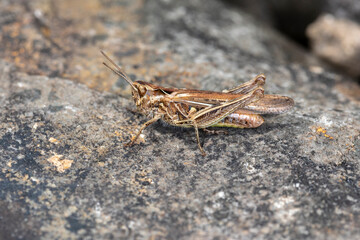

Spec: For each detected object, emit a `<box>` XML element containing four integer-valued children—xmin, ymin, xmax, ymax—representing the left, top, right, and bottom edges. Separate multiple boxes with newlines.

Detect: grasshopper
<box><xmin>101</xmin><ymin>51</ymin><xmax>294</xmax><ymax>156</ymax></box>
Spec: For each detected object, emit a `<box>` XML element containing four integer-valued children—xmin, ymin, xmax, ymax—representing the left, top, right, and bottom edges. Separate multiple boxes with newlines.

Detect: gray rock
<box><xmin>0</xmin><ymin>0</ymin><xmax>360</xmax><ymax>239</ymax></box>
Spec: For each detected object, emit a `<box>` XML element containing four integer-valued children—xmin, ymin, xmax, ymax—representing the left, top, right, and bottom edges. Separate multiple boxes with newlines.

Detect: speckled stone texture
<box><xmin>1</xmin><ymin>0</ymin><xmax>360</xmax><ymax>239</ymax></box>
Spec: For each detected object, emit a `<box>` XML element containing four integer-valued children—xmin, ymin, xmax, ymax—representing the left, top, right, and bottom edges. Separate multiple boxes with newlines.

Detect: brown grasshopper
<box><xmin>101</xmin><ymin>51</ymin><xmax>294</xmax><ymax>155</ymax></box>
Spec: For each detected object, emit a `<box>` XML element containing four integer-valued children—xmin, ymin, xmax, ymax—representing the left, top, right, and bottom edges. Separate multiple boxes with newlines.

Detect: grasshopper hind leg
<box><xmin>193</xmin><ymin>123</ymin><xmax>206</xmax><ymax>156</ymax></box>
<box><xmin>223</xmin><ymin>74</ymin><xmax>266</xmax><ymax>94</ymax></box>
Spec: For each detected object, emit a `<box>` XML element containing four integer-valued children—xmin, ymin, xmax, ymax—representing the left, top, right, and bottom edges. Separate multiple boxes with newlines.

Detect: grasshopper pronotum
<box><xmin>101</xmin><ymin>51</ymin><xmax>294</xmax><ymax>155</ymax></box>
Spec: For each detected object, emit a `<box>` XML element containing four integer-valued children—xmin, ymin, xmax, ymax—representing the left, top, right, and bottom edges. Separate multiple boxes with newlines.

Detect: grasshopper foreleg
<box><xmin>125</xmin><ymin>115</ymin><xmax>161</xmax><ymax>147</ymax></box>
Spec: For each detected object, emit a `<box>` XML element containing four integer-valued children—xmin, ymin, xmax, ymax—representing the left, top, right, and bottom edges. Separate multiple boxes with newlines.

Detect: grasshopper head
<box><xmin>132</xmin><ymin>82</ymin><xmax>147</xmax><ymax>107</ymax></box>
<box><xmin>131</xmin><ymin>81</ymin><xmax>161</xmax><ymax>116</ymax></box>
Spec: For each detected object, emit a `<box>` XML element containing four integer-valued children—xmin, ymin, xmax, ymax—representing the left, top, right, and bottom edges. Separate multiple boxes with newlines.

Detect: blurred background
<box><xmin>1</xmin><ymin>0</ymin><xmax>359</xmax><ymax>93</ymax></box>
<box><xmin>226</xmin><ymin>0</ymin><xmax>360</xmax><ymax>79</ymax></box>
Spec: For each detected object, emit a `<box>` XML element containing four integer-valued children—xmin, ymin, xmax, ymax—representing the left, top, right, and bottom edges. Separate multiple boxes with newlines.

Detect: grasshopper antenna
<box><xmin>101</xmin><ymin>50</ymin><xmax>137</xmax><ymax>90</ymax></box>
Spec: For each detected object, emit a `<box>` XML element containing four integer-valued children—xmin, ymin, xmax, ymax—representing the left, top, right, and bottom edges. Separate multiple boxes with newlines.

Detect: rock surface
<box><xmin>0</xmin><ymin>0</ymin><xmax>360</xmax><ymax>239</ymax></box>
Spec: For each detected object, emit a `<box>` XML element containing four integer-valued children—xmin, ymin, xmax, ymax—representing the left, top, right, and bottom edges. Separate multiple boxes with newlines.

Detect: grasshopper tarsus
<box><xmin>102</xmin><ymin>51</ymin><xmax>294</xmax><ymax>156</ymax></box>
<box><xmin>201</xmin><ymin>150</ymin><xmax>206</xmax><ymax>156</ymax></box>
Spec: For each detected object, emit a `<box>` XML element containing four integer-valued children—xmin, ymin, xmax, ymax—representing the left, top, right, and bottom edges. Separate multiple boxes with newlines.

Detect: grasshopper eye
<box><xmin>137</xmin><ymin>85</ymin><xmax>147</xmax><ymax>97</ymax></box>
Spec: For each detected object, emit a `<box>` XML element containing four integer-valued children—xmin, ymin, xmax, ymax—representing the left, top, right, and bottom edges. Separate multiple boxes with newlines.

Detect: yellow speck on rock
<box><xmin>47</xmin><ymin>154</ymin><xmax>73</xmax><ymax>173</ymax></box>
<box><xmin>49</xmin><ymin>137</ymin><xmax>59</xmax><ymax>143</ymax></box>
<box><xmin>315</xmin><ymin>126</ymin><xmax>334</xmax><ymax>139</ymax></box>
<box><xmin>22</xmin><ymin>174</ymin><xmax>29</xmax><ymax>181</ymax></box>
<box><xmin>98</xmin><ymin>162</ymin><xmax>105</xmax><ymax>167</ymax></box>
<box><xmin>7</xmin><ymin>161</ymin><xmax>14</xmax><ymax>167</ymax></box>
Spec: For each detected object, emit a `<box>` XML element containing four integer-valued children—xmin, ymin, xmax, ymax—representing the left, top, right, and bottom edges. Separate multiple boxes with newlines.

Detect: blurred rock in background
<box><xmin>307</xmin><ymin>14</ymin><xmax>360</xmax><ymax>77</ymax></box>
<box><xmin>224</xmin><ymin>0</ymin><xmax>360</xmax><ymax>78</ymax></box>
